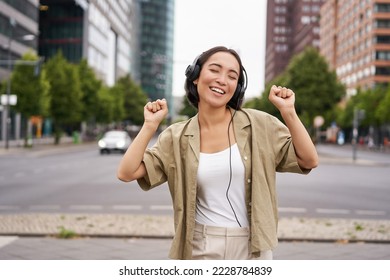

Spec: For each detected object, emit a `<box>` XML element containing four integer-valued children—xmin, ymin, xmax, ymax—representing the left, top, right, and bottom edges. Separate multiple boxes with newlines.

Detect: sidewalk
<box><xmin>0</xmin><ymin>213</ymin><xmax>389</xmax><ymax>260</ymax></box>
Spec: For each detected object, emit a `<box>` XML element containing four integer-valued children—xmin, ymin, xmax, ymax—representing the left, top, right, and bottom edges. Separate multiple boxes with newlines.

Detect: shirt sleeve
<box><xmin>271</xmin><ymin>116</ymin><xmax>311</xmax><ymax>174</ymax></box>
<box><xmin>137</xmin><ymin>130</ymin><xmax>172</xmax><ymax>191</ymax></box>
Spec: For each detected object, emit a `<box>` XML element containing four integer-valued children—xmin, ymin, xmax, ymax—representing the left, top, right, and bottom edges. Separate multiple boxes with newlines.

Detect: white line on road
<box><xmin>278</xmin><ymin>207</ymin><xmax>307</xmax><ymax>213</ymax></box>
<box><xmin>0</xmin><ymin>206</ymin><xmax>20</xmax><ymax>210</ymax></box>
<box><xmin>112</xmin><ymin>205</ymin><xmax>142</xmax><ymax>210</ymax></box>
<box><xmin>316</xmin><ymin>208</ymin><xmax>351</xmax><ymax>214</ymax></box>
<box><xmin>150</xmin><ymin>205</ymin><xmax>173</xmax><ymax>211</ymax></box>
<box><xmin>69</xmin><ymin>205</ymin><xmax>103</xmax><ymax>210</ymax></box>
<box><xmin>29</xmin><ymin>205</ymin><xmax>61</xmax><ymax>210</ymax></box>
<box><xmin>355</xmin><ymin>210</ymin><xmax>386</xmax><ymax>216</ymax></box>
<box><xmin>0</xmin><ymin>236</ymin><xmax>18</xmax><ymax>249</ymax></box>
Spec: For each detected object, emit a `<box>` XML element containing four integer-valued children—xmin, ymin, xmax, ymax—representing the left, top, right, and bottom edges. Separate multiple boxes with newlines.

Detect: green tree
<box><xmin>376</xmin><ymin>86</ymin><xmax>390</xmax><ymax>124</ymax></box>
<box><xmin>95</xmin><ymin>85</ymin><xmax>115</xmax><ymax>124</ymax></box>
<box><xmin>44</xmin><ymin>51</ymin><xmax>83</xmax><ymax>144</ymax></box>
<box><xmin>116</xmin><ymin>74</ymin><xmax>148</xmax><ymax>125</ymax></box>
<box><xmin>12</xmin><ymin>51</ymin><xmax>50</xmax><ymax>146</ymax></box>
<box><xmin>339</xmin><ymin>87</ymin><xmax>386</xmax><ymax>128</ymax></box>
<box><xmin>108</xmin><ymin>82</ymin><xmax>125</xmax><ymax>123</ymax></box>
<box><xmin>78</xmin><ymin>59</ymin><xmax>102</xmax><ymax>123</ymax></box>
<box><xmin>286</xmin><ymin>47</ymin><xmax>345</xmax><ymax>128</ymax></box>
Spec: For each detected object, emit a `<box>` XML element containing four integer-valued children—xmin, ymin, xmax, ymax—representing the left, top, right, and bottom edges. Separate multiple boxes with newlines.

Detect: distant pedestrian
<box><xmin>117</xmin><ymin>46</ymin><xmax>318</xmax><ymax>260</ymax></box>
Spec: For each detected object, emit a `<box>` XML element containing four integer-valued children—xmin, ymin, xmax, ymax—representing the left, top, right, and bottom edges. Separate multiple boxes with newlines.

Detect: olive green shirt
<box><xmin>137</xmin><ymin>108</ymin><xmax>309</xmax><ymax>259</ymax></box>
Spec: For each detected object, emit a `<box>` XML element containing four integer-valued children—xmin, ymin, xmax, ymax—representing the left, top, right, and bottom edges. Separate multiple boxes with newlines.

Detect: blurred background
<box><xmin>0</xmin><ymin>0</ymin><xmax>389</xmax><ymax>242</ymax></box>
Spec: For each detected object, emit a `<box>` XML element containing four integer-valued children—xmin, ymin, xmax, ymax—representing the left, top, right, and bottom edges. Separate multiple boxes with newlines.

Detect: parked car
<box><xmin>98</xmin><ymin>130</ymin><xmax>131</xmax><ymax>154</ymax></box>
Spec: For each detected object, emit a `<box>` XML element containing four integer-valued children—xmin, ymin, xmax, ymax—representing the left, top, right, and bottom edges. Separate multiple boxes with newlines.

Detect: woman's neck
<box><xmin>198</xmin><ymin>106</ymin><xmax>232</xmax><ymax>129</ymax></box>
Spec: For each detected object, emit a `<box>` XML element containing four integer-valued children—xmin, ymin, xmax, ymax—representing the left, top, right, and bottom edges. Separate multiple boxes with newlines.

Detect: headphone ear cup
<box><xmin>185</xmin><ymin>64</ymin><xmax>200</xmax><ymax>81</ymax></box>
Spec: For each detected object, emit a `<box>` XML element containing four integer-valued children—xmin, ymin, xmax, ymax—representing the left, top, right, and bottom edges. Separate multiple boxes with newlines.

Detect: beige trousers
<box><xmin>192</xmin><ymin>222</ymin><xmax>273</xmax><ymax>260</ymax></box>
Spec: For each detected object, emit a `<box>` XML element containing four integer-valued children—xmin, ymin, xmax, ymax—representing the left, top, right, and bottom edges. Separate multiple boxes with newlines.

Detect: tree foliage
<box><xmin>44</xmin><ymin>51</ymin><xmax>82</xmax><ymax>143</ymax></box>
<box><xmin>116</xmin><ymin>74</ymin><xmax>148</xmax><ymax>125</ymax></box>
<box><xmin>95</xmin><ymin>85</ymin><xmax>115</xmax><ymax>124</ymax></box>
<box><xmin>11</xmin><ymin>51</ymin><xmax>50</xmax><ymax>145</ymax></box>
<box><xmin>285</xmin><ymin>47</ymin><xmax>345</xmax><ymax>127</ymax></box>
<box><xmin>246</xmin><ymin>47</ymin><xmax>345</xmax><ymax>131</ymax></box>
<box><xmin>376</xmin><ymin>86</ymin><xmax>390</xmax><ymax>123</ymax></box>
<box><xmin>338</xmin><ymin>87</ymin><xmax>386</xmax><ymax>128</ymax></box>
<box><xmin>78</xmin><ymin>59</ymin><xmax>101</xmax><ymax>122</ymax></box>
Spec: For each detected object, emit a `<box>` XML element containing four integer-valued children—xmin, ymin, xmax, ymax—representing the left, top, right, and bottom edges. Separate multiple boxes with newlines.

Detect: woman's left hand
<box><xmin>268</xmin><ymin>85</ymin><xmax>295</xmax><ymax>112</ymax></box>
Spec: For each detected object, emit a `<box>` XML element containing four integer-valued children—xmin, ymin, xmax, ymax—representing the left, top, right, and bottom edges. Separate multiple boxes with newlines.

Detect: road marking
<box><xmin>316</xmin><ymin>208</ymin><xmax>350</xmax><ymax>214</ymax></box>
<box><xmin>112</xmin><ymin>205</ymin><xmax>142</xmax><ymax>210</ymax></box>
<box><xmin>150</xmin><ymin>205</ymin><xmax>173</xmax><ymax>211</ymax></box>
<box><xmin>69</xmin><ymin>205</ymin><xmax>103</xmax><ymax>210</ymax></box>
<box><xmin>0</xmin><ymin>205</ymin><xmax>20</xmax><ymax>210</ymax></box>
<box><xmin>0</xmin><ymin>236</ymin><xmax>18</xmax><ymax>249</ymax></box>
<box><xmin>355</xmin><ymin>210</ymin><xmax>386</xmax><ymax>216</ymax></box>
<box><xmin>29</xmin><ymin>205</ymin><xmax>61</xmax><ymax>210</ymax></box>
<box><xmin>278</xmin><ymin>207</ymin><xmax>307</xmax><ymax>213</ymax></box>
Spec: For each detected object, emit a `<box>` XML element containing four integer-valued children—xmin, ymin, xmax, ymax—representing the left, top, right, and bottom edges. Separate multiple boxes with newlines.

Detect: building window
<box><xmin>375</xmin><ymin>4</ymin><xmax>390</xmax><ymax>13</ymax></box>
<box><xmin>375</xmin><ymin>67</ymin><xmax>390</xmax><ymax>75</ymax></box>
<box><xmin>375</xmin><ymin>35</ymin><xmax>390</xmax><ymax>44</ymax></box>
<box><xmin>376</xmin><ymin>51</ymin><xmax>390</xmax><ymax>60</ymax></box>
<box><xmin>375</xmin><ymin>19</ymin><xmax>390</xmax><ymax>28</ymax></box>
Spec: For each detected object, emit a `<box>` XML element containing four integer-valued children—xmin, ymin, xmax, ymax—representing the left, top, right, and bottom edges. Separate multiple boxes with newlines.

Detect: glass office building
<box><xmin>39</xmin><ymin>0</ymin><xmax>132</xmax><ymax>86</ymax></box>
<box><xmin>139</xmin><ymin>0</ymin><xmax>175</xmax><ymax>113</ymax></box>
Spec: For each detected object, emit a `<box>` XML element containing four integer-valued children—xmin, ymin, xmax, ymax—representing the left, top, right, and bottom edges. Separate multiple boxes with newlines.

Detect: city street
<box><xmin>1</xmin><ymin>141</ymin><xmax>389</xmax><ymax>220</ymax></box>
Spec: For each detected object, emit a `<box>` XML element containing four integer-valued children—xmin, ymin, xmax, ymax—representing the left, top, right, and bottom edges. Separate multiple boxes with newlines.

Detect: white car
<box><xmin>98</xmin><ymin>130</ymin><xmax>131</xmax><ymax>154</ymax></box>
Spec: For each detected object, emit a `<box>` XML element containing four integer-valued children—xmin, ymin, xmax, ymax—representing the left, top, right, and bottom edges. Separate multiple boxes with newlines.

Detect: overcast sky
<box><xmin>172</xmin><ymin>0</ymin><xmax>267</xmax><ymax>99</ymax></box>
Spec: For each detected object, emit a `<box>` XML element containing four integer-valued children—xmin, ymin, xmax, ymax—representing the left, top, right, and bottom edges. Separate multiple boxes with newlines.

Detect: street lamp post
<box><xmin>4</xmin><ymin>18</ymin><xmax>16</xmax><ymax>149</ymax></box>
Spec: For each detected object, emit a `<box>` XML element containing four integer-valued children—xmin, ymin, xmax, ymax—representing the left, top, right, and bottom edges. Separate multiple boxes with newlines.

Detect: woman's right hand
<box><xmin>144</xmin><ymin>99</ymin><xmax>168</xmax><ymax>128</ymax></box>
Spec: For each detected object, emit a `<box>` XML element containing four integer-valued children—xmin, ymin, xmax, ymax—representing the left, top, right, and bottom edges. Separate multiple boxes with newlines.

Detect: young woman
<box><xmin>117</xmin><ymin>46</ymin><xmax>318</xmax><ymax>260</ymax></box>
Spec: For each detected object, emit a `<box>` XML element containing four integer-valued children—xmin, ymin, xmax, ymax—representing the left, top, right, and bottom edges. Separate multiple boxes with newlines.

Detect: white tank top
<box><xmin>196</xmin><ymin>143</ymin><xmax>249</xmax><ymax>227</ymax></box>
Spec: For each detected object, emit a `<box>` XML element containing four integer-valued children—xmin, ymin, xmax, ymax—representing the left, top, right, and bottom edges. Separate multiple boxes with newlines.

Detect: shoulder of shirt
<box><xmin>158</xmin><ymin>115</ymin><xmax>199</xmax><ymax>139</ymax></box>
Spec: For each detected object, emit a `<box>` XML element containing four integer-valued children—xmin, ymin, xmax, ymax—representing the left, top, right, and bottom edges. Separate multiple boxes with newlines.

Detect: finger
<box><xmin>281</xmin><ymin>87</ymin><xmax>288</xmax><ymax>98</ymax></box>
<box><xmin>145</xmin><ymin>101</ymin><xmax>153</xmax><ymax>111</ymax></box>
<box><xmin>271</xmin><ymin>85</ymin><xmax>280</xmax><ymax>93</ymax></box>
<box><xmin>157</xmin><ymin>98</ymin><xmax>167</xmax><ymax>107</ymax></box>
<box><xmin>275</xmin><ymin>86</ymin><xmax>283</xmax><ymax>97</ymax></box>
<box><xmin>152</xmin><ymin>102</ymin><xmax>158</xmax><ymax>112</ymax></box>
<box><xmin>155</xmin><ymin>100</ymin><xmax>161</xmax><ymax>111</ymax></box>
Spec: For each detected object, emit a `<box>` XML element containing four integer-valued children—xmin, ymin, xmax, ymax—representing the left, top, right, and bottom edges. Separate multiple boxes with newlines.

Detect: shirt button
<box><xmin>247</xmin><ymin>178</ymin><xmax>251</xmax><ymax>183</ymax></box>
<box><xmin>244</xmin><ymin>156</ymin><xmax>248</xmax><ymax>160</ymax></box>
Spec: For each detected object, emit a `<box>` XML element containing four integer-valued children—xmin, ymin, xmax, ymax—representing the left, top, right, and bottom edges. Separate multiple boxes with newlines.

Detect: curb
<box><xmin>0</xmin><ymin>213</ymin><xmax>389</xmax><ymax>243</ymax></box>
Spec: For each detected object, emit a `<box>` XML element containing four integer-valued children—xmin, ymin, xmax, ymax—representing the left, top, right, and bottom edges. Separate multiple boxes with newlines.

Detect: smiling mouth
<box><xmin>210</xmin><ymin>87</ymin><xmax>225</xmax><ymax>95</ymax></box>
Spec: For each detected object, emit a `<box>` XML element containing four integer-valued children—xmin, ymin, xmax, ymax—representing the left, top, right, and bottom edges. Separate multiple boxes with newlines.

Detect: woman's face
<box><xmin>194</xmin><ymin>51</ymin><xmax>240</xmax><ymax>108</ymax></box>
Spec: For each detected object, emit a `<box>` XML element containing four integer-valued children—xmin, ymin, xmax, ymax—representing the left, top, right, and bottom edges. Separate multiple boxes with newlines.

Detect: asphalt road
<box><xmin>0</xmin><ymin>142</ymin><xmax>389</xmax><ymax>220</ymax></box>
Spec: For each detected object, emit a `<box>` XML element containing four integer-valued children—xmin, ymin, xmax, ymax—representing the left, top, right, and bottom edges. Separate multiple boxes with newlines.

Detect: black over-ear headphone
<box><xmin>185</xmin><ymin>53</ymin><xmax>248</xmax><ymax>108</ymax></box>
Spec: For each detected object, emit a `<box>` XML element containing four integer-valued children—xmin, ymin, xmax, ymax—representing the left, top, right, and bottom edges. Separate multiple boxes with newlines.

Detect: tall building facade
<box><xmin>139</xmin><ymin>0</ymin><xmax>174</xmax><ymax>113</ymax></box>
<box><xmin>39</xmin><ymin>0</ymin><xmax>132</xmax><ymax>86</ymax></box>
<box><xmin>320</xmin><ymin>0</ymin><xmax>390</xmax><ymax>97</ymax></box>
<box><xmin>265</xmin><ymin>0</ymin><xmax>325</xmax><ymax>84</ymax></box>
<box><xmin>0</xmin><ymin>0</ymin><xmax>39</xmax><ymax>142</ymax></box>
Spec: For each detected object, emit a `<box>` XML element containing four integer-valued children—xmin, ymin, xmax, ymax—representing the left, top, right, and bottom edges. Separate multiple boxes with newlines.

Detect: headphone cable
<box><xmin>226</xmin><ymin>109</ymin><xmax>242</xmax><ymax>227</ymax></box>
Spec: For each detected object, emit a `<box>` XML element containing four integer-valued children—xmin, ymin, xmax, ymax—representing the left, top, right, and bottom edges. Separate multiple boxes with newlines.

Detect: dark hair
<box><xmin>184</xmin><ymin>46</ymin><xmax>246</xmax><ymax>109</ymax></box>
